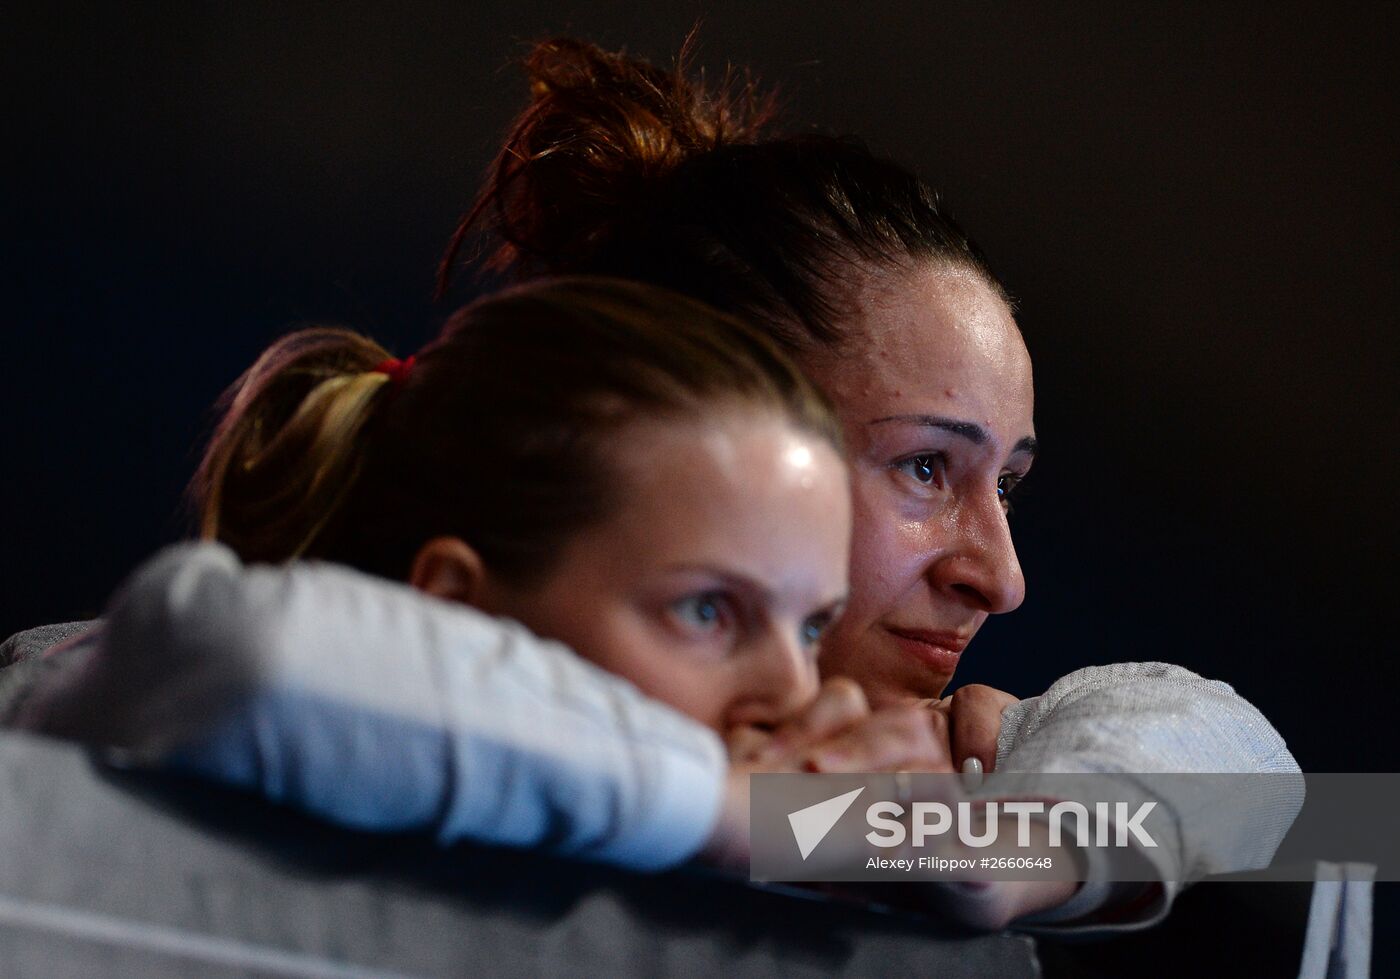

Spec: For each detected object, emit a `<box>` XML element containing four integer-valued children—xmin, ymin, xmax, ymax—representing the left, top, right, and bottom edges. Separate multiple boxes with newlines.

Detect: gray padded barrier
<box><xmin>0</xmin><ymin>732</ymin><xmax>1039</xmax><ymax>978</ymax></box>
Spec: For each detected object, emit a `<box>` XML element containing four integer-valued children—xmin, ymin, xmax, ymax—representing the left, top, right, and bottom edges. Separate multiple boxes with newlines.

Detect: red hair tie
<box><xmin>373</xmin><ymin>354</ymin><xmax>416</xmax><ymax>385</ymax></box>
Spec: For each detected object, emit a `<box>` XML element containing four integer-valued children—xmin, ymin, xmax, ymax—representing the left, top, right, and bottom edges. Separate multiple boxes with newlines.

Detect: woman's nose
<box><xmin>727</xmin><ymin>632</ymin><xmax>820</xmax><ymax>729</ymax></box>
<box><xmin>930</xmin><ymin>497</ymin><xmax>1026</xmax><ymax>615</ymax></box>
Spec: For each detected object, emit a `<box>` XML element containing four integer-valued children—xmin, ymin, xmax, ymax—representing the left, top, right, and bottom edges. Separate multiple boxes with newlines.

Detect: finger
<box><xmin>806</xmin><ymin>706</ymin><xmax>955</xmax><ymax>773</ymax></box>
<box><xmin>725</xmin><ymin>724</ymin><xmax>772</xmax><ymax>763</ymax></box>
<box><xmin>946</xmin><ymin>684</ymin><xmax>1018</xmax><ymax>774</ymax></box>
<box><xmin>798</xmin><ymin>676</ymin><xmax>870</xmax><ymax>738</ymax></box>
<box><xmin>759</xmin><ymin>676</ymin><xmax>868</xmax><ymax>759</ymax></box>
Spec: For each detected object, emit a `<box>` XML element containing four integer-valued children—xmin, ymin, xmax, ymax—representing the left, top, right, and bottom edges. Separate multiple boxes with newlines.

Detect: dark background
<box><xmin>6</xmin><ymin>4</ymin><xmax>1395</xmax><ymax>774</ymax></box>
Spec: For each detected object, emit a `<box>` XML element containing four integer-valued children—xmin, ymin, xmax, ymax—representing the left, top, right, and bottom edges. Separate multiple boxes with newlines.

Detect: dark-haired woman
<box><xmin>434</xmin><ymin>39</ymin><xmax>1089</xmax><ymax>711</ymax></box>
<box><xmin>418</xmin><ymin>39</ymin><xmax>1300</xmax><ymax>930</ymax></box>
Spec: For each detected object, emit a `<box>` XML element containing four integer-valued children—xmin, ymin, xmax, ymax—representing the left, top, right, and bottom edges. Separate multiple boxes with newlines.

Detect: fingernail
<box><xmin>961</xmin><ymin>756</ymin><xmax>984</xmax><ymax>789</ymax></box>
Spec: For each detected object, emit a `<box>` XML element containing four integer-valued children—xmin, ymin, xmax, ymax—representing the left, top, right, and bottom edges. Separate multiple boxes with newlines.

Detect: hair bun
<box><xmin>439</xmin><ymin>35</ymin><xmax>778</xmax><ymax>293</ymax></box>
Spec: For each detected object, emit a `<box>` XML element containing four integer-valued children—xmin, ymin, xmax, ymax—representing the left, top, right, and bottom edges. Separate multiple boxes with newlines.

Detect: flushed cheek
<box><xmin>846</xmin><ymin>496</ymin><xmax>944</xmax><ymax>627</ymax></box>
<box><xmin>628</xmin><ymin>658</ymin><xmax>735</xmax><ymax>731</ymax></box>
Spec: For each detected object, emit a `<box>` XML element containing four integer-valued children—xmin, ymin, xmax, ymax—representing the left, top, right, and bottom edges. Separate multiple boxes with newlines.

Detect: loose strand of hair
<box><xmin>436</xmin><ymin>32</ymin><xmax>779</xmax><ymax>299</ymax></box>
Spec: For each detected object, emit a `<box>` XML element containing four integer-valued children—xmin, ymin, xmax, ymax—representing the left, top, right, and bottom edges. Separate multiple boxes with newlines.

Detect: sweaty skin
<box><xmin>801</xmin><ymin>264</ymin><xmax>1036</xmax><ymax>709</ymax></box>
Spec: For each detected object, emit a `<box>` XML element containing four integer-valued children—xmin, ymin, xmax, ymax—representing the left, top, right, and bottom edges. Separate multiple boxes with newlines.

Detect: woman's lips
<box><xmin>884</xmin><ymin>627</ymin><xmax>970</xmax><ymax>674</ymax></box>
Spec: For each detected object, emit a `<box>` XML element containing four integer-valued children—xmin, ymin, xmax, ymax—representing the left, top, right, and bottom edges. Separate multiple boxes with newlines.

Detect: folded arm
<box><xmin>13</xmin><ymin>542</ymin><xmax>728</xmax><ymax>871</ymax></box>
<box><xmin>990</xmin><ymin>661</ymin><xmax>1304</xmax><ymax>932</ymax></box>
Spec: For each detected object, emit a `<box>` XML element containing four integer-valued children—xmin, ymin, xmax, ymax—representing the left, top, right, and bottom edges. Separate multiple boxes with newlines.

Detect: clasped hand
<box><xmin>704</xmin><ymin>679</ymin><xmax>1078</xmax><ymax>930</ymax></box>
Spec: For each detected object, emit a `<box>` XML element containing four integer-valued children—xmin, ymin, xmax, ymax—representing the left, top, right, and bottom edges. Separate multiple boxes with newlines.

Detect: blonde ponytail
<box><xmin>194</xmin><ymin>278</ymin><xmax>839</xmax><ymax>586</ymax></box>
<box><xmin>192</xmin><ymin>328</ymin><xmax>397</xmax><ymax>563</ymax></box>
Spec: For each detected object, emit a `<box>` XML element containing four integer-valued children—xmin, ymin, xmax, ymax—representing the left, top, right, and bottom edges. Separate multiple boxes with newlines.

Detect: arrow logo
<box><xmin>787</xmin><ymin>787</ymin><xmax>864</xmax><ymax>859</ymax></box>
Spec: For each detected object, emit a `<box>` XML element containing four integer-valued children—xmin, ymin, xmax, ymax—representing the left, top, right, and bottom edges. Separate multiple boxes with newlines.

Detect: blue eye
<box><xmin>800</xmin><ymin>613</ymin><xmax>834</xmax><ymax>648</ymax></box>
<box><xmin>670</xmin><ymin>592</ymin><xmax>732</xmax><ymax>635</ymax></box>
<box><xmin>895</xmin><ymin>453</ymin><xmax>945</xmax><ymax>487</ymax></box>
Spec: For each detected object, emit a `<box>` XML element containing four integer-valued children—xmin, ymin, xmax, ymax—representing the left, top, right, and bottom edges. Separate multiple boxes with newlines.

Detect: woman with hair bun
<box><xmin>431</xmin><ymin>36</ymin><xmax>1301</xmax><ymax>929</ymax></box>
<box><xmin>440</xmin><ymin>37</ymin><xmax>1035</xmax><ymax>716</ymax></box>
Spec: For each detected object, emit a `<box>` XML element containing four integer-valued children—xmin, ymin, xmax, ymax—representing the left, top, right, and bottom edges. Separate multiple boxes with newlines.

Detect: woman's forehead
<box><xmin>589</xmin><ymin>412</ymin><xmax>853</xmax><ymax>601</ymax></box>
<box><xmin>806</xmin><ymin>265</ymin><xmax>1034</xmax><ymax>430</ymax></box>
<box><xmin>855</xmin><ymin>265</ymin><xmax>1018</xmax><ymax>356</ymax></box>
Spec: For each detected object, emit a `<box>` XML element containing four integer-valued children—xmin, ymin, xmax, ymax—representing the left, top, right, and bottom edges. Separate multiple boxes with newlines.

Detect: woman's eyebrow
<box><xmin>664</xmin><ymin>564</ymin><xmax>771</xmax><ymax>603</ymax></box>
<box><xmin>870</xmin><ymin>414</ymin><xmax>1038</xmax><ymax>459</ymax></box>
<box><xmin>869</xmin><ymin>414</ymin><xmax>987</xmax><ymax>444</ymax></box>
<box><xmin>665</xmin><ymin>565</ymin><xmax>845</xmax><ymax>611</ymax></box>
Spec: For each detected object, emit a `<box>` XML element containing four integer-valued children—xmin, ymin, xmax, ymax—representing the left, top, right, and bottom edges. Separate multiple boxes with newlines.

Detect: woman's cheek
<box><xmin>846</xmin><ymin>477</ymin><xmax>927</xmax><ymax>620</ymax></box>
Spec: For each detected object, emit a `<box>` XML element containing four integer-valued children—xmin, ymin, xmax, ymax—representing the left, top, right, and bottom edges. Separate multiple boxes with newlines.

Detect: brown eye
<box><xmin>895</xmin><ymin>453</ymin><xmax>945</xmax><ymax>487</ymax></box>
<box><xmin>997</xmin><ymin>473</ymin><xmax>1022</xmax><ymax>509</ymax></box>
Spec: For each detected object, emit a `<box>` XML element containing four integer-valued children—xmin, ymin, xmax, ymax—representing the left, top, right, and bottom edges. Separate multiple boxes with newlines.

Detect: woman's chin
<box><xmin>822</xmin><ymin>661</ymin><xmax>954</xmax><ymax>709</ymax></box>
